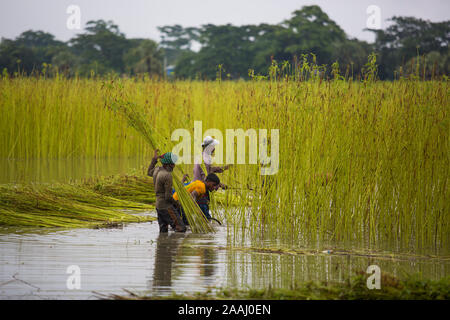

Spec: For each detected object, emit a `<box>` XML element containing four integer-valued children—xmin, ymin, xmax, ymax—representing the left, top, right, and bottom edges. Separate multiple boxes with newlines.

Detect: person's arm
<box><xmin>190</xmin><ymin>190</ymin><xmax>199</xmax><ymax>202</ymax></box>
<box><xmin>206</xmin><ymin>163</ymin><xmax>232</xmax><ymax>174</ymax></box>
<box><xmin>147</xmin><ymin>149</ymin><xmax>159</xmax><ymax>177</ymax></box>
<box><xmin>219</xmin><ymin>183</ymin><xmax>228</xmax><ymax>189</ymax></box>
<box><xmin>193</xmin><ymin>163</ymin><xmax>206</xmax><ymax>181</ymax></box>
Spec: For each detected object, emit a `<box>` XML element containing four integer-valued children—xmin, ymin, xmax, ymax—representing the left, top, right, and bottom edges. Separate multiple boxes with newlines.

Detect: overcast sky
<box><xmin>1</xmin><ymin>0</ymin><xmax>449</xmax><ymax>44</ymax></box>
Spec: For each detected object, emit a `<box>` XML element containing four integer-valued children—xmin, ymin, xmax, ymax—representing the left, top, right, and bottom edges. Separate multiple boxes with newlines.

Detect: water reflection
<box><xmin>175</xmin><ymin>235</ymin><xmax>219</xmax><ymax>287</ymax></box>
<box><xmin>224</xmin><ymin>240</ymin><xmax>449</xmax><ymax>291</ymax></box>
<box><xmin>151</xmin><ymin>232</ymin><xmax>186</xmax><ymax>293</ymax></box>
<box><xmin>0</xmin><ymin>222</ymin><xmax>226</xmax><ymax>299</ymax></box>
<box><xmin>149</xmin><ymin>232</ymin><xmax>221</xmax><ymax>296</ymax></box>
<box><xmin>0</xmin><ymin>222</ymin><xmax>447</xmax><ymax>300</ymax></box>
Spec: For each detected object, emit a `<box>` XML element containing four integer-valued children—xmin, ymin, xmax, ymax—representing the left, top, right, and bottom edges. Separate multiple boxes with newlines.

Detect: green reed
<box><xmin>0</xmin><ymin>67</ymin><xmax>448</xmax><ymax>246</ymax></box>
<box><xmin>0</xmin><ymin>76</ymin><xmax>151</xmax><ymax>159</ymax></box>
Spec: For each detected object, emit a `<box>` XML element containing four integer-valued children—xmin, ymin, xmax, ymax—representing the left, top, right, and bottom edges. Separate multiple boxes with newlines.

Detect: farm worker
<box><xmin>173</xmin><ymin>173</ymin><xmax>221</xmax><ymax>224</ymax></box>
<box><xmin>193</xmin><ymin>136</ymin><xmax>231</xmax><ymax>183</ymax></box>
<box><xmin>192</xmin><ymin>136</ymin><xmax>231</xmax><ymax>218</ymax></box>
<box><xmin>147</xmin><ymin>150</ymin><xmax>186</xmax><ymax>233</ymax></box>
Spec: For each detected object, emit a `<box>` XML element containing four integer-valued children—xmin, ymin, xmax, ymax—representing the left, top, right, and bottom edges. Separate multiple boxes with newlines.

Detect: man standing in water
<box><xmin>148</xmin><ymin>150</ymin><xmax>186</xmax><ymax>233</ymax></box>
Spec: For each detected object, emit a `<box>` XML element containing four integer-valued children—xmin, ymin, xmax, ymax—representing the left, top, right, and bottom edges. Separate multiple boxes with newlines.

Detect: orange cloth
<box><xmin>173</xmin><ymin>180</ymin><xmax>207</xmax><ymax>201</ymax></box>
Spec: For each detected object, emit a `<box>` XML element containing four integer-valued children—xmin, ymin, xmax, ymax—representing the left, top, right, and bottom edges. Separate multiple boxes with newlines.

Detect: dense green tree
<box><xmin>170</xmin><ymin>5</ymin><xmax>374</xmax><ymax>79</ymax></box>
<box><xmin>195</xmin><ymin>24</ymin><xmax>256</xmax><ymax>79</ymax></box>
<box><xmin>1</xmin><ymin>6</ymin><xmax>448</xmax><ymax>79</ymax></box>
<box><xmin>0</xmin><ymin>30</ymin><xmax>66</xmax><ymax>74</ymax></box>
<box><xmin>0</xmin><ymin>39</ymin><xmax>38</xmax><ymax>74</ymax></box>
<box><xmin>402</xmin><ymin>50</ymin><xmax>450</xmax><ymax>78</ymax></box>
<box><xmin>123</xmin><ymin>39</ymin><xmax>164</xmax><ymax>76</ymax></box>
<box><xmin>281</xmin><ymin>6</ymin><xmax>347</xmax><ymax>62</ymax></box>
<box><xmin>69</xmin><ymin>20</ymin><xmax>130</xmax><ymax>75</ymax></box>
<box><xmin>158</xmin><ymin>25</ymin><xmax>200</xmax><ymax>66</ymax></box>
<box><xmin>173</xmin><ymin>50</ymin><xmax>200</xmax><ymax>79</ymax></box>
<box><xmin>0</xmin><ymin>23</ymin><xmax>164</xmax><ymax>77</ymax></box>
<box><xmin>330</xmin><ymin>39</ymin><xmax>373</xmax><ymax>78</ymax></box>
<box><xmin>368</xmin><ymin>16</ymin><xmax>450</xmax><ymax>78</ymax></box>
<box><xmin>51</xmin><ymin>49</ymin><xmax>80</xmax><ymax>76</ymax></box>
<box><xmin>247</xmin><ymin>23</ymin><xmax>286</xmax><ymax>75</ymax></box>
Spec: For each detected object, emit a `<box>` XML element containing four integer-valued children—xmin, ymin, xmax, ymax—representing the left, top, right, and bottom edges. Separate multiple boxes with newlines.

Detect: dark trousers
<box><xmin>156</xmin><ymin>206</ymin><xmax>186</xmax><ymax>233</ymax></box>
<box><xmin>198</xmin><ymin>203</ymin><xmax>211</xmax><ymax>220</ymax></box>
<box><xmin>180</xmin><ymin>203</ymin><xmax>211</xmax><ymax>226</ymax></box>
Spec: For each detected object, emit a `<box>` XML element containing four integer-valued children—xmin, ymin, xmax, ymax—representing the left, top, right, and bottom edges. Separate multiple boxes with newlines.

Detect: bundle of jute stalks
<box><xmin>103</xmin><ymin>81</ymin><xmax>215</xmax><ymax>233</ymax></box>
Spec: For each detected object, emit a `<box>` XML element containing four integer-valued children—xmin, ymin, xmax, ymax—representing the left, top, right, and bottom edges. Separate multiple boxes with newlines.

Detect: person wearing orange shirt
<box><xmin>173</xmin><ymin>173</ymin><xmax>221</xmax><ymax>224</ymax></box>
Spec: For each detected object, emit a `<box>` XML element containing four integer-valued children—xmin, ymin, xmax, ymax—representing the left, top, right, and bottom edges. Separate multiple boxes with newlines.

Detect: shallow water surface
<box><xmin>0</xmin><ymin>221</ymin><xmax>228</xmax><ymax>299</ymax></box>
<box><xmin>0</xmin><ymin>219</ymin><xmax>448</xmax><ymax>300</ymax></box>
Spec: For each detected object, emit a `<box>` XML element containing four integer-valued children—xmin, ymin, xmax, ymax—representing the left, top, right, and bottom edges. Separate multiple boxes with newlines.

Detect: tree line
<box><xmin>0</xmin><ymin>5</ymin><xmax>448</xmax><ymax>80</ymax></box>
<box><xmin>0</xmin><ymin>20</ymin><xmax>164</xmax><ymax>78</ymax></box>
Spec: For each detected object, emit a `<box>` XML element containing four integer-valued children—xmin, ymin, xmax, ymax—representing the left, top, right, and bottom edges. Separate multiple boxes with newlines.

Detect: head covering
<box><xmin>202</xmin><ymin>136</ymin><xmax>219</xmax><ymax>165</ymax></box>
<box><xmin>160</xmin><ymin>152</ymin><xmax>178</xmax><ymax>165</ymax></box>
<box><xmin>202</xmin><ymin>136</ymin><xmax>219</xmax><ymax>148</ymax></box>
<box><xmin>205</xmin><ymin>173</ymin><xmax>220</xmax><ymax>185</ymax></box>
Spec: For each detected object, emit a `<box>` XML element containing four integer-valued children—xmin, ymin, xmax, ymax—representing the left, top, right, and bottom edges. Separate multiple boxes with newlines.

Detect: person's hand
<box><xmin>220</xmin><ymin>183</ymin><xmax>228</xmax><ymax>190</ymax></box>
<box><xmin>182</xmin><ymin>174</ymin><xmax>190</xmax><ymax>183</ymax></box>
<box><xmin>224</xmin><ymin>164</ymin><xmax>232</xmax><ymax>170</ymax></box>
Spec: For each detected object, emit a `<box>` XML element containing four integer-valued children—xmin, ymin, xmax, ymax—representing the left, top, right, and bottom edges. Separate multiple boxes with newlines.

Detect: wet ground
<box><xmin>1</xmin><ymin>215</ymin><xmax>448</xmax><ymax>300</ymax></box>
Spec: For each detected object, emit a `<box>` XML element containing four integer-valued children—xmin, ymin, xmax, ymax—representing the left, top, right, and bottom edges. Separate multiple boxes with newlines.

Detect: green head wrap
<box><xmin>160</xmin><ymin>152</ymin><xmax>178</xmax><ymax>165</ymax></box>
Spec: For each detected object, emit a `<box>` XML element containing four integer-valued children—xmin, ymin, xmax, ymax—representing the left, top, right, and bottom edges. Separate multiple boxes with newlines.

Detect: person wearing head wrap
<box><xmin>190</xmin><ymin>136</ymin><xmax>231</xmax><ymax>221</ymax></box>
<box><xmin>147</xmin><ymin>149</ymin><xmax>186</xmax><ymax>232</ymax></box>
<box><xmin>192</xmin><ymin>136</ymin><xmax>231</xmax><ymax>182</ymax></box>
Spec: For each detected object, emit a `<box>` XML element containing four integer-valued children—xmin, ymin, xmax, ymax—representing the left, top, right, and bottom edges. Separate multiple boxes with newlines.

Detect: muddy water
<box><xmin>0</xmin><ymin>217</ymin><xmax>448</xmax><ymax>300</ymax></box>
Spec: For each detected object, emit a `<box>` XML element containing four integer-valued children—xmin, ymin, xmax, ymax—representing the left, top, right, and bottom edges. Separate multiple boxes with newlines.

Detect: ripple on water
<box><xmin>0</xmin><ymin>221</ymin><xmax>448</xmax><ymax>300</ymax></box>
